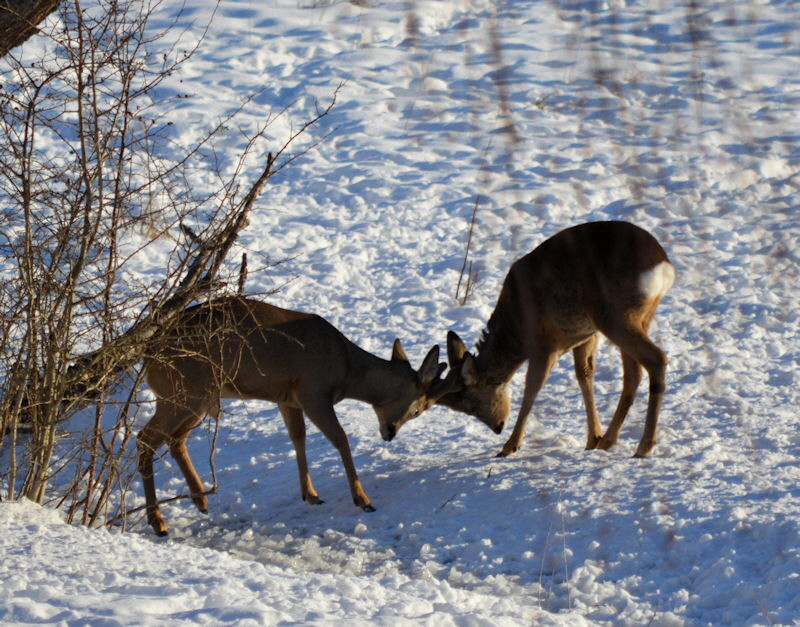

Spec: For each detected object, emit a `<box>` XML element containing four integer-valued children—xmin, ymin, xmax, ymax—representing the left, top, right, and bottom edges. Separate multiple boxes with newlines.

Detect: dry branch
<box><xmin>63</xmin><ymin>153</ymin><xmax>276</xmax><ymax>405</ymax></box>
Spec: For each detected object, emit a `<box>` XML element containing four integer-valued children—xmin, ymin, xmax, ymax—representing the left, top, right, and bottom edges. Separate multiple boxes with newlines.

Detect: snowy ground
<box><xmin>2</xmin><ymin>0</ymin><xmax>800</xmax><ymax>624</ymax></box>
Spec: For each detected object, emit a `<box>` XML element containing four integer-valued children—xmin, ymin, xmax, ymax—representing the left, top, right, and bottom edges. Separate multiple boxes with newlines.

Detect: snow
<box><xmin>2</xmin><ymin>500</ymin><xmax>567</xmax><ymax>625</ymax></box>
<box><xmin>2</xmin><ymin>0</ymin><xmax>800</xmax><ymax>625</ymax></box>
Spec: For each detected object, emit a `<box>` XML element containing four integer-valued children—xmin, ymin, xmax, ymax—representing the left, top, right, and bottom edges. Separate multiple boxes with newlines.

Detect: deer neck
<box><xmin>475</xmin><ymin>303</ymin><xmax>526</xmax><ymax>384</ymax></box>
<box><xmin>342</xmin><ymin>343</ymin><xmax>407</xmax><ymax>406</ymax></box>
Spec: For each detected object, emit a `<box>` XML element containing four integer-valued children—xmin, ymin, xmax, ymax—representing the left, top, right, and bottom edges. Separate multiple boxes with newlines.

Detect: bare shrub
<box><xmin>0</xmin><ymin>0</ymin><xmax>335</xmax><ymax>529</ymax></box>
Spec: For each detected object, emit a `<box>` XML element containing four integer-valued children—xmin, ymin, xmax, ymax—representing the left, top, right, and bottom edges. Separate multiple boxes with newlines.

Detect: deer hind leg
<box><xmin>137</xmin><ymin>418</ymin><xmax>168</xmax><ymax>536</ymax></box>
<box><xmin>278</xmin><ymin>404</ymin><xmax>322</xmax><ymax>505</ymax></box>
<box><xmin>573</xmin><ymin>335</ymin><xmax>603</xmax><ymax>450</ymax></box>
<box><xmin>137</xmin><ymin>398</ymin><xmax>206</xmax><ymax>536</ymax></box>
<box><xmin>602</xmin><ymin>323</ymin><xmax>666</xmax><ymax>458</ymax></box>
<box><xmin>302</xmin><ymin>401</ymin><xmax>374</xmax><ymax>512</ymax></box>
<box><xmin>499</xmin><ymin>351</ymin><xmax>557</xmax><ymax>457</ymax></box>
<box><xmin>168</xmin><ymin>415</ymin><xmax>209</xmax><ymax>514</ymax></box>
<box><xmin>596</xmin><ymin>349</ymin><xmax>642</xmax><ymax>452</ymax></box>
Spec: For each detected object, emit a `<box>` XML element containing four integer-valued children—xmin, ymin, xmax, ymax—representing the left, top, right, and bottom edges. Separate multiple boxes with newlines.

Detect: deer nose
<box><xmin>494</xmin><ymin>422</ymin><xmax>505</xmax><ymax>434</ymax></box>
<box><xmin>382</xmin><ymin>425</ymin><xmax>396</xmax><ymax>442</ymax></box>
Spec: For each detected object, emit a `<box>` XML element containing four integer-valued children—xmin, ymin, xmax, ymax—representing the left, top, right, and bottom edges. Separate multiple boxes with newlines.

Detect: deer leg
<box><xmin>137</xmin><ymin>422</ymin><xmax>167</xmax><ymax>536</ymax></box>
<box><xmin>635</xmin><ymin>344</ymin><xmax>666</xmax><ymax>458</ymax></box>
<box><xmin>137</xmin><ymin>400</ymin><xmax>183</xmax><ymax>536</ymax></box>
<box><xmin>303</xmin><ymin>402</ymin><xmax>374</xmax><ymax>512</ymax></box>
<box><xmin>573</xmin><ymin>335</ymin><xmax>602</xmax><ymax>450</ymax></box>
<box><xmin>168</xmin><ymin>425</ymin><xmax>207</xmax><ymax>514</ymax></box>
<box><xmin>597</xmin><ymin>350</ymin><xmax>641</xmax><ymax>451</ymax></box>
<box><xmin>137</xmin><ymin>399</ymin><xmax>204</xmax><ymax>536</ymax></box>
<box><xmin>278</xmin><ymin>404</ymin><xmax>322</xmax><ymax>505</ymax></box>
<box><xmin>499</xmin><ymin>351</ymin><xmax>557</xmax><ymax>457</ymax></box>
<box><xmin>605</xmin><ymin>328</ymin><xmax>666</xmax><ymax>458</ymax></box>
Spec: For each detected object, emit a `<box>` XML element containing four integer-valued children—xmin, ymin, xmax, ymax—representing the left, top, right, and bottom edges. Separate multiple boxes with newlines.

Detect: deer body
<box><xmin>138</xmin><ymin>297</ymin><xmax>442</xmax><ymax>536</ymax></box>
<box><xmin>438</xmin><ymin>221</ymin><xmax>674</xmax><ymax>458</ymax></box>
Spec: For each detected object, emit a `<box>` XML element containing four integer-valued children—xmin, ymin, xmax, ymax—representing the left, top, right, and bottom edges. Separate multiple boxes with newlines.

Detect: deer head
<box><xmin>430</xmin><ymin>331</ymin><xmax>510</xmax><ymax>434</ymax></box>
<box><xmin>375</xmin><ymin>340</ymin><xmax>446</xmax><ymax>442</ymax></box>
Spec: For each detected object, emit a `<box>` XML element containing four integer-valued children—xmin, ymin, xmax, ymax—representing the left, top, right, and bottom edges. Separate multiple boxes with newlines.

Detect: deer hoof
<box><xmin>497</xmin><ymin>445</ymin><xmax>518</xmax><ymax>457</ymax></box>
<box><xmin>633</xmin><ymin>439</ymin><xmax>655</xmax><ymax>458</ymax></box>
<box><xmin>156</xmin><ymin>529</ymin><xmax>169</xmax><ymax>538</ymax></box>
<box><xmin>362</xmin><ymin>504</ymin><xmax>376</xmax><ymax>513</ymax></box>
<box><xmin>593</xmin><ymin>434</ymin><xmax>615</xmax><ymax>451</ymax></box>
<box><xmin>585</xmin><ymin>436</ymin><xmax>602</xmax><ymax>450</ymax></box>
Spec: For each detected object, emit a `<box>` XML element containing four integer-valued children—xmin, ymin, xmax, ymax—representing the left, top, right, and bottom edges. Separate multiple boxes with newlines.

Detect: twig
<box><xmin>109</xmin><ymin>488</ymin><xmax>219</xmax><ymax>528</ymax></box>
<box><xmin>438</xmin><ymin>493</ymin><xmax>458</xmax><ymax>511</ymax></box>
<box><xmin>455</xmin><ymin>196</ymin><xmax>480</xmax><ymax>304</ymax></box>
<box><xmin>237</xmin><ymin>253</ymin><xmax>248</xmax><ymax>295</ymax></box>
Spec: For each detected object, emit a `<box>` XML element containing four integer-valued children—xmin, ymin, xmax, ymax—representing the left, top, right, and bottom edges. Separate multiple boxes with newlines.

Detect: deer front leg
<box><xmin>279</xmin><ymin>404</ymin><xmax>322</xmax><ymax>505</ymax></box>
<box><xmin>303</xmin><ymin>401</ymin><xmax>374</xmax><ymax>512</ymax></box>
<box><xmin>573</xmin><ymin>336</ymin><xmax>602</xmax><ymax>449</ymax></box>
<box><xmin>499</xmin><ymin>352</ymin><xmax>556</xmax><ymax>457</ymax></box>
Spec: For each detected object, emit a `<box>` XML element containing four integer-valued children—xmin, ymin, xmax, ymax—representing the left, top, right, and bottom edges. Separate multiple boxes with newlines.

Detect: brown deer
<box><xmin>137</xmin><ymin>296</ymin><xmax>445</xmax><ymax>536</ymax></box>
<box><xmin>435</xmin><ymin>221</ymin><xmax>674</xmax><ymax>458</ymax></box>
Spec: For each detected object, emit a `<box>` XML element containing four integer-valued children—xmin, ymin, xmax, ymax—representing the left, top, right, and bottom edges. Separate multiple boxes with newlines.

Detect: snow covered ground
<box><xmin>2</xmin><ymin>0</ymin><xmax>800</xmax><ymax>624</ymax></box>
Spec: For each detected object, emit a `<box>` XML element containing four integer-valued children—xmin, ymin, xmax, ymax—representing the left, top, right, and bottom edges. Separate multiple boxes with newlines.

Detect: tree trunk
<box><xmin>0</xmin><ymin>0</ymin><xmax>63</xmax><ymax>56</ymax></box>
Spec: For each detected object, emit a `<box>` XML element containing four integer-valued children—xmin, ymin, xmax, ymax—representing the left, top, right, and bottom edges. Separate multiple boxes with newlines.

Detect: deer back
<box><xmin>145</xmin><ymin>297</ymin><xmax>350</xmax><ymax>407</ymax></box>
<box><xmin>501</xmin><ymin>221</ymin><xmax>671</xmax><ymax>346</ymax></box>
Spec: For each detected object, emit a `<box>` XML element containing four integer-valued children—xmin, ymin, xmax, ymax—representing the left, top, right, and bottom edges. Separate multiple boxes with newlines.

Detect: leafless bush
<box><xmin>0</xmin><ymin>0</ymin><xmax>335</xmax><ymax>529</ymax></box>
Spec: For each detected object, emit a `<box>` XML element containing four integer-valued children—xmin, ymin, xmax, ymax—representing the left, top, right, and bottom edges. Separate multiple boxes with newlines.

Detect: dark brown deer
<box><xmin>436</xmin><ymin>221</ymin><xmax>674</xmax><ymax>458</ymax></box>
<box><xmin>138</xmin><ymin>296</ymin><xmax>445</xmax><ymax>536</ymax></box>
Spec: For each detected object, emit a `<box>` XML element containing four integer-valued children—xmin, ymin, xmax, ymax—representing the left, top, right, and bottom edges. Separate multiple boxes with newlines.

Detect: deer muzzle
<box><xmin>380</xmin><ymin>424</ymin><xmax>396</xmax><ymax>442</ymax></box>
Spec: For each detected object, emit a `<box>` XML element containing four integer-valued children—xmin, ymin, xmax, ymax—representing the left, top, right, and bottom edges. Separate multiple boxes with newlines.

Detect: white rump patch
<box><xmin>638</xmin><ymin>261</ymin><xmax>675</xmax><ymax>300</ymax></box>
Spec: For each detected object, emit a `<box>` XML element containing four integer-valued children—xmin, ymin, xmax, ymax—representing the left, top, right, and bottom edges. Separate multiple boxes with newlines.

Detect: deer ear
<box><xmin>391</xmin><ymin>339</ymin><xmax>410</xmax><ymax>363</ymax></box>
<box><xmin>417</xmin><ymin>345</ymin><xmax>441</xmax><ymax>385</ymax></box>
<box><xmin>446</xmin><ymin>331</ymin><xmax>469</xmax><ymax>365</ymax></box>
<box><xmin>461</xmin><ymin>353</ymin><xmax>478</xmax><ymax>386</ymax></box>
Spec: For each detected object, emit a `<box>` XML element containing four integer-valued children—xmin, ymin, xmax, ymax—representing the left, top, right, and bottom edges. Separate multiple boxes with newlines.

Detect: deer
<box><xmin>137</xmin><ymin>296</ymin><xmax>446</xmax><ymax>536</ymax></box>
<box><xmin>435</xmin><ymin>221</ymin><xmax>674</xmax><ymax>459</ymax></box>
